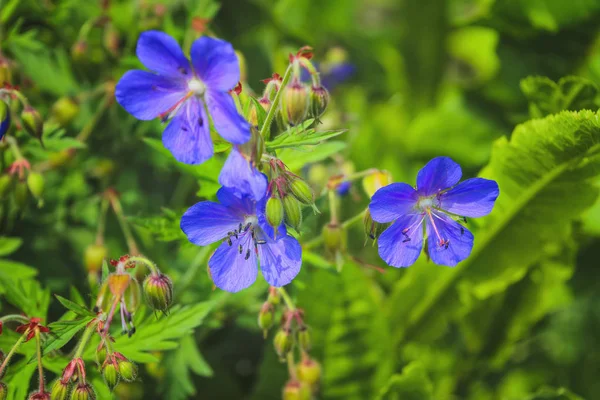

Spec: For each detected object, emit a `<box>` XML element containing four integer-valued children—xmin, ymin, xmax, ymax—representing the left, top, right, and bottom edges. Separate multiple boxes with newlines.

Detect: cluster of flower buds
<box><xmin>51</xmin><ymin>358</ymin><xmax>96</xmax><ymax>400</ymax></box>
<box><xmin>265</xmin><ymin>159</ymin><xmax>319</xmax><ymax>233</ymax></box>
<box><xmin>99</xmin><ymin>351</ymin><xmax>137</xmax><ymax>392</ymax></box>
<box><xmin>0</xmin><ymin>158</ymin><xmax>46</xmax><ymax>211</ymax></box>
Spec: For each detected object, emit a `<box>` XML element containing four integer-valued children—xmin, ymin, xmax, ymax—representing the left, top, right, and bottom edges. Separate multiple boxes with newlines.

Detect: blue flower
<box><xmin>219</xmin><ymin>147</ymin><xmax>266</xmax><ymax>201</ymax></box>
<box><xmin>116</xmin><ymin>31</ymin><xmax>250</xmax><ymax>165</ymax></box>
<box><xmin>369</xmin><ymin>157</ymin><xmax>499</xmax><ymax>267</ymax></box>
<box><xmin>0</xmin><ymin>101</ymin><xmax>10</xmax><ymax>140</ymax></box>
<box><xmin>181</xmin><ymin>185</ymin><xmax>302</xmax><ymax>292</ymax></box>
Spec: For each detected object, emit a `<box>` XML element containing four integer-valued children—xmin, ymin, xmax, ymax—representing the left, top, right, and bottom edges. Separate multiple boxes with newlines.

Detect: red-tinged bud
<box><xmin>84</xmin><ymin>244</ymin><xmax>107</xmax><ymax>273</ymax></box>
<box><xmin>297</xmin><ymin>327</ymin><xmax>311</xmax><ymax>352</ymax></box>
<box><xmin>258</xmin><ymin>303</ymin><xmax>274</xmax><ymax>337</ymax></box>
<box><xmin>0</xmin><ymin>101</ymin><xmax>10</xmax><ymax>139</ymax></box>
<box><xmin>51</xmin><ymin>97</ymin><xmax>79</xmax><ymax>127</ymax></box>
<box><xmin>309</xmin><ymin>86</ymin><xmax>329</xmax><ymax>119</ymax></box>
<box><xmin>0</xmin><ymin>383</ymin><xmax>7</xmax><ymax>400</ymax></box>
<box><xmin>117</xmin><ymin>359</ymin><xmax>137</xmax><ymax>382</ymax></box>
<box><xmin>27</xmin><ymin>171</ymin><xmax>44</xmax><ymax>206</ymax></box>
<box><xmin>248</xmin><ymin>97</ymin><xmax>270</xmax><ymax>127</ymax></box>
<box><xmin>267</xmin><ymin>287</ymin><xmax>281</xmax><ymax>305</ymax></box>
<box><xmin>143</xmin><ymin>273</ymin><xmax>173</xmax><ymax>313</ymax></box>
<box><xmin>280</xmin><ymin>79</ymin><xmax>309</xmax><ymax>126</ymax></box>
<box><xmin>20</xmin><ymin>106</ymin><xmax>44</xmax><ymax>143</ymax></box>
<box><xmin>71</xmin><ymin>383</ymin><xmax>95</xmax><ymax>400</ymax></box>
<box><xmin>103</xmin><ymin>23</ymin><xmax>120</xmax><ymax>57</ymax></box>
<box><xmin>60</xmin><ymin>358</ymin><xmax>81</xmax><ymax>383</ymax></box>
<box><xmin>102</xmin><ymin>361</ymin><xmax>119</xmax><ymax>391</ymax></box>
<box><xmin>50</xmin><ymin>380</ymin><xmax>69</xmax><ymax>400</ymax></box>
<box><xmin>282</xmin><ymin>380</ymin><xmax>312</xmax><ymax>400</ymax></box>
<box><xmin>322</xmin><ymin>223</ymin><xmax>346</xmax><ymax>254</ymax></box>
<box><xmin>0</xmin><ymin>175</ymin><xmax>12</xmax><ymax>200</ymax></box>
<box><xmin>29</xmin><ymin>391</ymin><xmax>51</xmax><ymax>400</ymax></box>
<box><xmin>71</xmin><ymin>41</ymin><xmax>88</xmax><ymax>61</ymax></box>
<box><xmin>274</xmin><ymin>329</ymin><xmax>293</xmax><ymax>359</ymax></box>
<box><xmin>297</xmin><ymin>358</ymin><xmax>322</xmax><ymax>386</ymax></box>
<box><xmin>282</xmin><ymin>195</ymin><xmax>302</xmax><ymax>231</ymax></box>
<box><xmin>363</xmin><ymin>209</ymin><xmax>388</xmax><ymax>241</ymax></box>
<box><xmin>266</xmin><ymin>196</ymin><xmax>284</xmax><ymax>229</ymax></box>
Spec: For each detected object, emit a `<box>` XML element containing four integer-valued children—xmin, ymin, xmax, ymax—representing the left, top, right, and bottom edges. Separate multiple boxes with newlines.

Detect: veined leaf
<box><xmin>39</xmin><ymin>316</ymin><xmax>95</xmax><ymax>358</ymax></box>
<box><xmin>54</xmin><ymin>294</ymin><xmax>95</xmax><ymax>317</ymax></box>
<box><xmin>375</xmin><ymin>362</ymin><xmax>434</xmax><ymax>400</ymax></box>
<box><xmin>266</xmin><ymin>124</ymin><xmax>347</xmax><ymax>150</ymax></box>
<box><xmin>278</xmin><ymin>141</ymin><xmax>347</xmax><ymax>170</ymax></box>
<box><xmin>390</xmin><ymin>110</ymin><xmax>600</xmax><ymax>344</ymax></box>
<box><xmin>0</xmin><ymin>237</ymin><xmax>22</xmax><ymax>256</ymax></box>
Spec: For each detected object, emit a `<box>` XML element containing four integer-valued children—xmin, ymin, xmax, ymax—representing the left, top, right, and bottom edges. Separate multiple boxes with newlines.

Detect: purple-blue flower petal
<box><xmin>190</xmin><ymin>36</ymin><xmax>240</xmax><ymax>91</ymax></box>
<box><xmin>136</xmin><ymin>31</ymin><xmax>191</xmax><ymax>78</ymax></box>
<box><xmin>369</xmin><ymin>183</ymin><xmax>419</xmax><ymax>223</ymax></box>
<box><xmin>180</xmin><ymin>201</ymin><xmax>243</xmax><ymax>246</ymax></box>
<box><xmin>115</xmin><ymin>70</ymin><xmax>186</xmax><ymax>120</ymax></box>
<box><xmin>219</xmin><ymin>149</ymin><xmax>268</xmax><ymax>201</ymax></box>
<box><xmin>162</xmin><ymin>97</ymin><xmax>213</xmax><ymax>164</ymax></box>
<box><xmin>439</xmin><ymin>178</ymin><xmax>499</xmax><ymax>218</ymax></box>
<box><xmin>258</xmin><ymin>235</ymin><xmax>302</xmax><ymax>287</ymax></box>
<box><xmin>416</xmin><ymin>157</ymin><xmax>462</xmax><ymax>196</ymax></box>
<box><xmin>378</xmin><ymin>214</ymin><xmax>424</xmax><ymax>267</ymax></box>
<box><xmin>209</xmin><ymin>237</ymin><xmax>258</xmax><ymax>292</ymax></box>
<box><xmin>216</xmin><ymin>186</ymin><xmax>256</xmax><ymax>215</ymax></box>
<box><xmin>206</xmin><ymin>90</ymin><xmax>251</xmax><ymax>144</ymax></box>
<box><xmin>426</xmin><ymin>211</ymin><xmax>473</xmax><ymax>267</ymax></box>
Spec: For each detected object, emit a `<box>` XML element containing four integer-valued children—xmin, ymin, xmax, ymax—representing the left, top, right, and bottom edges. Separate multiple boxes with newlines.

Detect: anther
<box><xmin>245</xmin><ymin>249</ymin><xmax>251</xmax><ymax>260</ymax></box>
<box><xmin>238</xmin><ymin>244</ymin><xmax>243</xmax><ymax>254</ymax></box>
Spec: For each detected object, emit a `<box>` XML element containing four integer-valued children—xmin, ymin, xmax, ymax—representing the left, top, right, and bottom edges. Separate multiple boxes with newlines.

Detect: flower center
<box><xmin>417</xmin><ymin>197</ymin><xmax>434</xmax><ymax>211</ymax></box>
<box><xmin>188</xmin><ymin>78</ymin><xmax>206</xmax><ymax>96</ymax></box>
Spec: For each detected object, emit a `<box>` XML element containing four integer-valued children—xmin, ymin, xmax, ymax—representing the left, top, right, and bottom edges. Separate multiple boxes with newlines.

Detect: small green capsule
<box><xmin>20</xmin><ymin>106</ymin><xmax>44</xmax><ymax>143</ymax></box>
<box><xmin>51</xmin><ymin>97</ymin><xmax>80</xmax><ymax>127</ymax></box>
<box><xmin>309</xmin><ymin>85</ymin><xmax>329</xmax><ymax>119</ymax></box>
<box><xmin>71</xmin><ymin>383</ymin><xmax>95</xmax><ymax>400</ymax></box>
<box><xmin>0</xmin><ymin>175</ymin><xmax>13</xmax><ymax>199</ymax></box>
<box><xmin>27</xmin><ymin>171</ymin><xmax>44</xmax><ymax>202</ymax></box>
<box><xmin>266</xmin><ymin>196</ymin><xmax>284</xmax><ymax>228</ymax></box>
<box><xmin>124</xmin><ymin>278</ymin><xmax>141</xmax><ymax>314</ymax></box>
<box><xmin>298</xmin><ymin>327</ymin><xmax>311</xmax><ymax>352</ymax></box>
<box><xmin>282</xmin><ymin>380</ymin><xmax>312</xmax><ymax>400</ymax></box>
<box><xmin>267</xmin><ymin>287</ymin><xmax>281</xmax><ymax>305</ymax></box>
<box><xmin>102</xmin><ymin>362</ymin><xmax>119</xmax><ymax>391</ymax></box>
<box><xmin>274</xmin><ymin>329</ymin><xmax>293</xmax><ymax>359</ymax></box>
<box><xmin>322</xmin><ymin>223</ymin><xmax>346</xmax><ymax>254</ymax></box>
<box><xmin>258</xmin><ymin>303</ymin><xmax>274</xmax><ymax>337</ymax></box>
<box><xmin>118</xmin><ymin>360</ymin><xmax>137</xmax><ymax>382</ymax></box>
<box><xmin>282</xmin><ymin>195</ymin><xmax>302</xmax><ymax>231</ymax></box>
<box><xmin>50</xmin><ymin>380</ymin><xmax>69</xmax><ymax>400</ymax></box>
<box><xmin>297</xmin><ymin>358</ymin><xmax>322</xmax><ymax>386</ymax></box>
<box><xmin>289</xmin><ymin>179</ymin><xmax>314</xmax><ymax>205</ymax></box>
<box><xmin>143</xmin><ymin>272</ymin><xmax>173</xmax><ymax>314</ymax></box>
<box><xmin>84</xmin><ymin>244</ymin><xmax>107</xmax><ymax>274</ymax></box>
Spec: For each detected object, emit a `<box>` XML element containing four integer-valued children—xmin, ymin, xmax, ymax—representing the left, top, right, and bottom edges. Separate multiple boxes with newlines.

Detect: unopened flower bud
<box><xmin>71</xmin><ymin>383</ymin><xmax>95</xmax><ymax>400</ymax></box>
<box><xmin>102</xmin><ymin>362</ymin><xmax>119</xmax><ymax>391</ymax></box>
<box><xmin>258</xmin><ymin>303</ymin><xmax>274</xmax><ymax>337</ymax></box>
<box><xmin>103</xmin><ymin>23</ymin><xmax>120</xmax><ymax>56</ymax></box>
<box><xmin>21</xmin><ymin>106</ymin><xmax>44</xmax><ymax>143</ymax></box>
<box><xmin>309</xmin><ymin>85</ymin><xmax>329</xmax><ymax>119</ymax></box>
<box><xmin>143</xmin><ymin>273</ymin><xmax>173</xmax><ymax>313</ymax></box>
<box><xmin>281</xmin><ymin>79</ymin><xmax>309</xmax><ymax>126</ymax></box>
<box><xmin>266</xmin><ymin>196</ymin><xmax>284</xmax><ymax>228</ymax></box>
<box><xmin>84</xmin><ymin>244</ymin><xmax>107</xmax><ymax>273</ymax></box>
<box><xmin>0</xmin><ymin>383</ymin><xmax>7</xmax><ymax>400</ymax></box>
<box><xmin>282</xmin><ymin>195</ymin><xmax>302</xmax><ymax>231</ymax></box>
<box><xmin>118</xmin><ymin>360</ymin><xmax>137</xmax><ymax>382</ymax></box>
<box><xmin>0</xmin><ymin>57</ymin><xmax>11</xmax><ymax>85</ymax></box>
<box><xmin>26</xmin><ymin>171</ymin><xmax>44</xmax><ymax>206</ymax></box>
<box><xmin>282</xmin><ymin>380</ymin><xmax>311</xmax><ymax>400</ymax></box>
<box><xmin>267</xmin><ymin>287</ymin><xmax>280</xmax><ymax>305</ymax></box>
<box><xmin>50</xmin><ymin>380</ymin><xmax>69</xmax><ymax>400</ymax></box>
<box><xmin>95</xmin><ymin>345</ymin><xmax>107</xmax><ymax>365</ymax></box>
<box><xmin>0</xmin><ymin>175</ymin><xmax>13</xmax><ymax>200</ymax></box>
<box><xmin>289</xmin><ymin>179</ymin><xmax>314</xmax><ymax>205</ymax></box>
<box><xmin>71</xmin><ymin>41</ymin><xmax>88</xmax><ymax>61</ymax></box>
<box><xmin>274</xmin><ymin>329</ymin><xmax>293</xmax><ymax>359</ymax></box>
<box><xmin>51</xmin><ymin>97</ymin><xmax>79</xmax><ymax>127</ymax></box>
<box><xmin>124</xmin><ymin>278</ymin><xmax>141</xmax><ymax>314</ymax></box>
<box><xmin>0</xmin><ymin>101</ymin><xmax>10</xmax><ymax>139</ymax></box>
<box><xmin>297</xmin><ymin>327</ymin><xmax>311</xmax><ymax>352</ymax></box>
<box><xmin>363</xmin><ymin>209</ymin><xmax>387</xmax><ymax>241</ymax></box>
<box><xmin>322</xmin><ymin>223</ymin><xmax>346</xmax><ymax>254</ymax></box>
<box><xmin>297</xmin><ymin>358</ymin><xmax>322</xmax><ymax>386</ymax></box>
<box><xmin>29</xmin><ymin>392</ymin><xmax>51</xmax><ymax>400</ymax></box>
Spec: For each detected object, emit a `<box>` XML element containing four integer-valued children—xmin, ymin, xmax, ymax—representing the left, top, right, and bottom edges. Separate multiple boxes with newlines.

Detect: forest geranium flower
<box><xmin>181</xmin><ymin>185</ymin><xmax>302</xmax><ymax>292</ymax></box>
<box><xmin>369</xmin><ymin>157</ymin><xmax>499</xmax><ymax>267</ymax></box>
<box><xmin>115</xmin><ymin>31</ymin><xmax>250</xmax><ymax>165</ymax></box>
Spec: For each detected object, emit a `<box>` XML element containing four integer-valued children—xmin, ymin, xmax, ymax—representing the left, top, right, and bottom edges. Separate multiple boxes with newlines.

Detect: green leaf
<box><xmin>0</xmin><ymin>259</ymin><xmax>37</xmax><ymax>280</ymax></box>
<box><xmin>523</xmin><ymin>387</ymin><xmax>584</xmax><ymax>400</ymax></box>
<box><xmin>5</xmin><ymin>358</ymin><xmax>37</xmax><ymax>400</ymax></box>
<box><xmin>447</xmin><ymin>26</ymin><xmax>500</xmax><ymax>83</ymax></box>
<box><xmin>107</xmin><ymin>302</ymin><xmax>214</xmax><ymax>363</ymax></box>
<box><xmin>250</xmin><ymin>96</ymin><xmax>268</xmax><ymax>128</ymax></box>
<box><xmin>161</xmin><ymin>334</ymin><xmax>213</xmax><ymax>400</ymax></box>
<box><xmin>130</xmin><ymin>208</ymin><xmax>187</xmax><ymax>242</ymax></box>
<box><xmin>54</xmin><ymin>294</ymin><xmax>95</xmax><ymax>317</ymax></box>
<box><xmin>278</xmin><ymin>141</ymin><xmax>347</xmax><ymax>170</ymax></box>
<box><xmin>0</xmin><ymin>237</ymin><xmax>22</xmax><ymax>256</ymax></box>
<box><xmin>40</xmin><ymin>316</ymin><xmax>95</xmax><ymax>358</ymax></box>
<box><xmin>266</xmin><ymin>119</ymin><xmax>346</xmax><ymax>150</ymax></box>
<box><xmin>375</xmin><ymin>362</ymin><xmax>434</xmax><ymax>400</ymax></box>
<box><xmin>390</xmin><ymin>110</ymin><xmax>600</xmax><ymax>344</ymax></box>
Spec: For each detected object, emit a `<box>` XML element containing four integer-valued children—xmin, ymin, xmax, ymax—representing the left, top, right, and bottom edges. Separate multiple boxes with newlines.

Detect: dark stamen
<box><xmin>245</xmin><ymin>249</ymin><xmax>251</xmax><ymax>260</ymax></box>
<box><xmin>238</xmin><ymin>244</ymin><xmax>243</xmax><ymax>254</ymax></box>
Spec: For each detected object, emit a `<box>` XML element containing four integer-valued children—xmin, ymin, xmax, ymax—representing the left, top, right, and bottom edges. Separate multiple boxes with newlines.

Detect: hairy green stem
<box><xmin>127</xmin><ymin>256</ymin><xmax>160</xmax><ymax>275</ymax></box>
<box><xmin>0</xmin><ymin>330</ymin><xmax>29</xmax><ymax>375</ymax></box>
<box><xmin>35</xmin><ymin>329</ymin><xmax>46</xmax><ymax>393</ymax></box>
<box><xmin>277</xmin><ymin>287</ymin><xmax>296</xmax><ymax>311</ymax></box>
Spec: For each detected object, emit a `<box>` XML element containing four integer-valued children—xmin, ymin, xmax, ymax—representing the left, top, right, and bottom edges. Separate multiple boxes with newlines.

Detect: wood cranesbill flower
<box><xmin>115</xmin><ymin>31</ymin><xmax>250</xmax><ymax>165</ymax></box>
<box><xmin>369</xmin><ymin>157</ymin><xmax>499</xmax><ymax>267</ymax></box>
<box><xmin>180</xmin><ymin>185</ymin><xmax>302</xmax><ymax>292</ymax></box>
<box><xmin>218</xmin><ymin>147</ymin><xmax>267</xmax><ymax>201</ymax></box>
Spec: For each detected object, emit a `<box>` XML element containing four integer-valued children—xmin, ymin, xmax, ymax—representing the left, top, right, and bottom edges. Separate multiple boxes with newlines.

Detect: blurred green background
<box><xmin>2</xmin><ymin>0</ymin><xmax>600</xmax><ymax>399</ymax></box>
